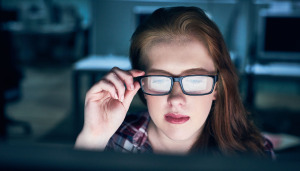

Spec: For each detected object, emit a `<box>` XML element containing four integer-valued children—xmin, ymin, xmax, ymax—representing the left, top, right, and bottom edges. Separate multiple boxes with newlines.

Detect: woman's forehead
<box><xmin>142</xmin><ymin>39</ymin><xmax>216</xmax><ymax>75</ymax></box>
<box><xmin>143</xmin><ymin>35</ymin><xmax>201</xmax><ymax>51</ymax></box>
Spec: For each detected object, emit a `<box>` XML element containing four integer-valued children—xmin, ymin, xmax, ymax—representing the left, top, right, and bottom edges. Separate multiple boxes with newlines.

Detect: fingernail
<box><xmin>120</xmin><ymin>96</ymin><xmax>124</xmax><ymax>102</ymax></box>
<box><xmin>130</xmin><ymin>85</ymin><xmax>134</xmax><ymax>90</ymax></box>
<box><xmin>115</xmin><ymin>94</ymin><xmax>118</xmax><ymax>99</ymax></box>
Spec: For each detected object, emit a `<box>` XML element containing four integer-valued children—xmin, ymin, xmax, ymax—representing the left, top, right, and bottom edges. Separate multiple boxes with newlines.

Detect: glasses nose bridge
<box><xmin>171</xmin><ymin>77</ymin><xmax>184</xmax><ymax>92</ymax></box>
<box><xmin>172</xmin><ymin>77</ymin><xmax>181</xmax><ymax>83</ymax></box>
<box><xmin>171</xmin><ymin>77</ymin><xmax>183</xmax><ymax>86</ymax></box>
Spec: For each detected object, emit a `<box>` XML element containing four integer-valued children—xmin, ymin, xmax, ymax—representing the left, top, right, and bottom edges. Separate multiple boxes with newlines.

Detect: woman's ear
<box><xmin>212</xmin><ymin>90</ymin><xmax>217</xmax><ymax>100</ymax></box>
<box><xmin>212</xmin><ymin>83</ymin><xmax>217</xmax><ymax>100</ymax></box>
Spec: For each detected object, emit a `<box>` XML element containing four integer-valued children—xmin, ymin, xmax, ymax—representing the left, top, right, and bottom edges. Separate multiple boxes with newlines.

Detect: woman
<box><xmin>75</xmin><ymin>6</ymin><xmax>274</xmax><ymax>158</ymax></box>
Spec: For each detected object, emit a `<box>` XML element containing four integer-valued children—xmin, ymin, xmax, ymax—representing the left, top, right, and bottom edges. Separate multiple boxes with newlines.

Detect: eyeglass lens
<box><xmin>141</xmin><ymin>76</ymin><xmax>171</xmax><ymax>94</ymax></box>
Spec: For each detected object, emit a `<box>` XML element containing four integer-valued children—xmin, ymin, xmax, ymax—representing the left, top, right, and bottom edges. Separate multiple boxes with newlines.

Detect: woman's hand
<box><xmin>75</xmin><ymin>67</ymin><xmax>145</xmax><ymax>150</ymax></box>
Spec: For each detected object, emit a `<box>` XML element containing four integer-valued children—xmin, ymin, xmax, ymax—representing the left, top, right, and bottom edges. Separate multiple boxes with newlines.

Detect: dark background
<box><xmin>1</xmin><ymin>0</ymin><xmax>300</xmax><ymax>167</ymax></box>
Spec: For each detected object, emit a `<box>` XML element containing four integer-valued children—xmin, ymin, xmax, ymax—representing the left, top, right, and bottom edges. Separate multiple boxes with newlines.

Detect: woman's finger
<box><xmin>86</xmin><ymin>67</ymin><xmax>145</xmax><ymax>103</ymax></box>
<box><xmin>111</xmin><ymin>67</ymin><xmax>143</xmax><ymax>91</ymax></box>
<box><xmin>129</xmin><ymin>70</ymin><xmax>145</xmax><ymax>77</ymax></box>
<box><xmin>86</xmin><ymin>79</ymin><xmax>118</xmax><ymax>102</ymax></box>
<box><xmin>122</xmin><ymin>81</ymin><xmax>141</xmax><ymax>109</ymax></box>
<box><xmin>103</xmin><ymin>72</ymin><xmax>126</xmax><ymax>102</ymax></box>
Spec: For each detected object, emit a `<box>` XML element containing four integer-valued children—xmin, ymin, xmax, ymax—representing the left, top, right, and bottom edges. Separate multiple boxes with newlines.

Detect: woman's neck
<box><xmin>147</xmin><ymin>120</ymin><xmax>200</xmax><ymax>155</ymax></box>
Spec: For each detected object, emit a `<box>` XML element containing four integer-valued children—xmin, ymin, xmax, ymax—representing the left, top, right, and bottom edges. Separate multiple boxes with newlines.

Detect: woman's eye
<box><xmin>188</xmin><ymin>79</ymin><xmax>202</xmax><ymax>84</ymax></box>
<box><xmin>152</xmin><ymin>79</ymin><xmax>166</xmax><ymax>84</ymax></box>
<box><xmin>185</xmin><ymin>79</ymin><xmax>204</xmax><ymax>85</ymax></box>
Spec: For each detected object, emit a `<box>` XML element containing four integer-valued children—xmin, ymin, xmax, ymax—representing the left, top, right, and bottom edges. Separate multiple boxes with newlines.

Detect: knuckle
<box><xmin>125</xmin><ymin>76</ymin><xmax>133</xmax><ymax>84</ymax></box>
<box><xmin>111</xmin><ymin>72</ymin><xmax>118</xmax><ymax>79</ymax></box>
<box><xmin>125</xmin><ymin>73</ymin><xmax>132</xmax><ymax>79</ymax></box>
<box><xmin>98</xmin><ymin>80</ymin><xmax>114</xmax><ymax>90</ymax></box>
<box><xmin>111</xmin><ymin>67</ymin><xmax>119</xmax><ymax>72</ymax></box>
<box><xmin>110</xmin><ymin>72</ymin><xmax>120</xmax><ymax>80</ymax></box>
<box><xmin>122</xmin><ymin>72</ymin><xmax>133</xmax><ymax>81</ymax></box>
<box><xmin>99</xmin><ymin>79</ymin><xmax>109</xmax><ymax>85</ymax></box>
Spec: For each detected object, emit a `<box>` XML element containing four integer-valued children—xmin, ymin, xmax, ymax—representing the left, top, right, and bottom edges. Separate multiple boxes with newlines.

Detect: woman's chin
<box><xmin>163</xmin><ymin>130</ymin><xmax>197</xmax><ymax>142</ymax></box>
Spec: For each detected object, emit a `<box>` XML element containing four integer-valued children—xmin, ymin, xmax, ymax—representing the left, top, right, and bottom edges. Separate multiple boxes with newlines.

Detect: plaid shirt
<box><xmin>105</xmin><ymin>111</ymin><xmax>153</xmax><ymax>153</ymax></box>
<box><xmin>105</xmin><ymin>111</ymin><xmax>275</xmax><ymax>159</ymax></box>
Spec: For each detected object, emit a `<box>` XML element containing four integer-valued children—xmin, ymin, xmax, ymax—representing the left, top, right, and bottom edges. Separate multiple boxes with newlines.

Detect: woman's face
<box><xmin>144</xmin><ymin>38</ymin><xmax>217</xmax><ymax>142</ymax></box>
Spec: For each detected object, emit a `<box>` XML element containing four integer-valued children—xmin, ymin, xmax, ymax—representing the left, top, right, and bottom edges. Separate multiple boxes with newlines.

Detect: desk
<box><xmin>72</xmin><ymin>55</ymin><xmax>131</xmax><ymax>133</ymax></box>
<box><xmin>244</xmin><ymin>62</ymin><xmax>300</xmax><ymax>106</ymax></box>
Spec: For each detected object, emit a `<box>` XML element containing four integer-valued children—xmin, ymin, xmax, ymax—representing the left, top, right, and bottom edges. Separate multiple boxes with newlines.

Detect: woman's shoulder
<box><xmin>263</xmin><ymin>137</ymin><xmax>276</xmax><ymax>160</ymax></box>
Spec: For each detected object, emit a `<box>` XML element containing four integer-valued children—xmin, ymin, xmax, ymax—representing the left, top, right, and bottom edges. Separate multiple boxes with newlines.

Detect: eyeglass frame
<box><xmin>135</xmin><ymin>74</ymin><xmax>219</xmax><ymax>96</ymax></box>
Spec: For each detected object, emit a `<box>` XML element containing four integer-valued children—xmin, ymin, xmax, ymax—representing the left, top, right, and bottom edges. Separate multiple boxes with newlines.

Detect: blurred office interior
<box><xmin>1</xmin><ymin>0</ymin><xmax>300</xmax><ymax>161</ymax></box>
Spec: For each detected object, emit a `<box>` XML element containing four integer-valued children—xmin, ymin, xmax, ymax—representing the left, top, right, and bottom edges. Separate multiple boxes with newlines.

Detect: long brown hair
<box><xmin>130</xmin><ymin>6</ymin><xmax>266</xmax><ymax>156</ymax></box>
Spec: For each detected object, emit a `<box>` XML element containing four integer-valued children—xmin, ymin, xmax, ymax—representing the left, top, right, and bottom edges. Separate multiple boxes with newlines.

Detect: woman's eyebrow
<box><xmin>147</xmin><ymin>69</ymin><xmax>172</xmax><ymax>75</ymax></box>
<box><xmin>147</xmin><ymin>68</ymin><xmax>216</xmax><ymax>75</ymax></box>
<box><xmin>182</xmin><ymin>68</ymin><xmax>216</xmax><ymax>74</ymax></box>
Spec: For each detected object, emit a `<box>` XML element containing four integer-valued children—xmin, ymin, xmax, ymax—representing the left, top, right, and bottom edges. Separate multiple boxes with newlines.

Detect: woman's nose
<box><xmin>167</xmin><ymin>82</ymin><xmax>186</xmax><ymax>107</ymax></box>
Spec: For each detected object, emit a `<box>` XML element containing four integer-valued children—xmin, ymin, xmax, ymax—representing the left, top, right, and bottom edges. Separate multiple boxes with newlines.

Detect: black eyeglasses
<box><xmin>135</xmin><ymin>75</ymin><xmax>218</xmax><ymax>96</ymax></box>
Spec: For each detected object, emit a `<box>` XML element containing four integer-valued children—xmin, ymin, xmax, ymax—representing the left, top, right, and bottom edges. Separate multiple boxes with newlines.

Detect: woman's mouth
<box><xmin>164</xmin><ymin>113</ymin><xmax>190</xmax><ymax>124</ymax></box>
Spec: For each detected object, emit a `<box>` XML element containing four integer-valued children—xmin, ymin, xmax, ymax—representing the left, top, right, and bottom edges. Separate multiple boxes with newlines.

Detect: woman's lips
<box><xmin>164</xmin><ymin>113</ymin><xmax>190</xmax><ymax>124</ymax></box>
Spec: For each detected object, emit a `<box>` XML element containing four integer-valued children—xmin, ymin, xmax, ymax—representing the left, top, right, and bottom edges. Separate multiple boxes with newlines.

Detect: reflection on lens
<box><xmin>142</xmin><ymin>76</ymin><xmax>171</xmax><ymax>94</ymax></box>
<box><xmin>182</xmin><ymin>76</ymin><xmax>212</xmax><ymax>94</ymax></box>
<box><xmin>139</xmin><ymin>75</ymin><xmax>215</xmax><ymax>95</ymax></box>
